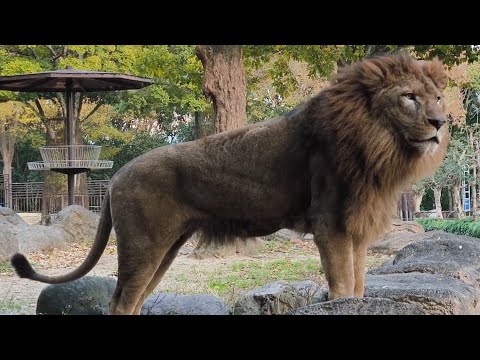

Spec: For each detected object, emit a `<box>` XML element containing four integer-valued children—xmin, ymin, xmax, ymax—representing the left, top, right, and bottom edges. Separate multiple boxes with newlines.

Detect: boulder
<box><xmin>364</xmin><ymin>273</ymin><xmax>480</xmax><ymax>315</ymax></box>
<box><xmin>233</xmin><ymin>280</ymin><xmax>321</xmax><ymax>315</ymax></box>
<box><xmin>0</xmin><ymin>205</ymin><xmax>112</xmax><ymax>261</ymax></box>
<box><xmin>17</xmin><ymin>225</ymin><xmax>69</xmax><ymax>254</ymax></box>
<box><xmin>36</xmin><ymin>276</ymin><xmax>116</xmax><ymax>315</ymax></box>
<box><xmin>369</xmin><ymin>232</ymin><xmax>431</xmax><ymax>255</ymax></box>
<box><xmin>0</xmin><ymin>228</ymin><xmax>18</xmax><ymax>262</ymax></box>
<box><xmin>141</xmin><ymin>293</ymin><xmax>230</xmax><ymax>315</ymax></box>
<box><xmin>370</xmin><ymin>232</ymin><xmax>480</xmax><ymax>289</ymax></box>
<box><xmin>288</xmin><ymin>297</ymin><xmax>425</xmax><ymax>315</ymax></box>
<box><xmin>51</xmin><ymin>205</ymin><xmax>101</xmax><ymax>243</ymax></box>
<box><xmin>0</xmin><ymin>207</ymin><xmax>29</xmax><ymax>228</ymax></box>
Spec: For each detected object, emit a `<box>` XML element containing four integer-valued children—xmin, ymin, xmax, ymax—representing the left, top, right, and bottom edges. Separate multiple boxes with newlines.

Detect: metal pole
<box><xmin>66</xmin><ymin>80</ymin><xmax>75</xmax><ymax>205</ymax></box>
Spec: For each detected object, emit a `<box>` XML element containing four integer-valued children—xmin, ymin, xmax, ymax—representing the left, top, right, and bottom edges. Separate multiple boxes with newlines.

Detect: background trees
<box><xmin>1</xmin><ymin>44</ymin><xmax>479</xmax><ymax>222</ymax></box>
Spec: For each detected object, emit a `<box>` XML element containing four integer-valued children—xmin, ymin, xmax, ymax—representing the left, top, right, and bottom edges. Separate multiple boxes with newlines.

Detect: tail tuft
<box><xmin>11</xmin><ymin>253</ymin><xmax>35</xmax><ymax>279</ymax></box>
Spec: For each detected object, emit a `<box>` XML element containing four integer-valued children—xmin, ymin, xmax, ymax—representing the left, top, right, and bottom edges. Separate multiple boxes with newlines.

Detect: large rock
<box><xmin>17</xmin><ymin>225</ymin><xmax>69</xmax><ymax>254</ymax></box>
<box><xmin>368</xmin><ymin>221</ymin><xmax>428</xmax><ymax>255</ymax></box>
<box><xmin>51</xmin><ymin>205</ymin><xmax>100</xmax><ymax>243</ymax></box>
<box><xmin>233</xmin><ymin>280</ymin><xmax>321</xmax><ymax>315</ymax></box>
<box><xmin>0</xmin><ymin>207</ymin><xmax>29</xmax><ymax>228</ymax></box>
<box><xmin>36</xmin><ymin>276</ymin><xmax>116</xmax><ymax>315</ymax></box>
<box><xmin>370</xmin><ymin>232</ymin><xmax>480</xmax><ymax>289</ymax></box>
<box><xmin>0</xmin><ymin>228</ymin><xmax>18</xmax><ymax>261</ymax></box>
<box><xmin>287</xmin><ymin>297</ymin><xmax>425</xmax><ymax>315</ymax></box>
<box><xmin>369</xmin><ymin>232</ymin><xmax>436</xmax><ymax>255</ymax></box>
<box><xmin>141</xmin><ymin>293</ymin><xmax>230</xmax><ymax>315</ymax></box>
<box><xmin>364</xmin><ymin>273</ymin><xmax>480</xmax><ymax>315</ymax></box>
<box><xmin>0</xmin><ymin>205</ymin><xmax>109</xmax><ymax>261</ymax></box>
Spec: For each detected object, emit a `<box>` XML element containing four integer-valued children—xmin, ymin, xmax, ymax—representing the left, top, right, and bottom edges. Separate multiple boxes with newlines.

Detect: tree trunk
<box><xmin>412</xmin><ymin>188</ymin><xmax>425</xmax><ymax>213</ymax></box>
<box><xmin>453</xmin><ymin>181</ymin><xmax>464</xmax><ymax>218</ymax></box>
<box><xmin>448</xmin><ymin>188</ymin><xmax>453</xmax><ymax>211</ymax></box>
<box><xmin>193</xmin><ymin>45</ymin><xmax>263</xmax><ymax>258</ymax></box>
<box><xmin>196</xmin><ymin>45</ymin><xmax>247</xmax><ymax>132</ymax></box>
<box><xmin>0</xmin><ymin>130</ymin><xmax>15</xmax><ymax>208</ymax></box>
<box><xmin>433</xmin><ymin>186</ymin><xmax>443</xmax><ymax>218</ymax></box>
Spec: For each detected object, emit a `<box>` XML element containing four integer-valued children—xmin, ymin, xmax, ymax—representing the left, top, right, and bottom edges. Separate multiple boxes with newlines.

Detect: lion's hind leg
<box><xmin>132</xmin><ymin>230</ymin><xmax>195</xmax><ymax>315</ymax></box>
<box><xmin>109</xmin><ymin>232</ymin><xmax>172</xmax><ymax>315</ymax></box>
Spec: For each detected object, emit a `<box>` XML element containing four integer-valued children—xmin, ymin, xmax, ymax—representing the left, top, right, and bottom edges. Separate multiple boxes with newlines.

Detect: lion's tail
<box><xmin>10</xmin><ymin>191</ymin><xmax>113</xmax><ymax>284</ymax></box>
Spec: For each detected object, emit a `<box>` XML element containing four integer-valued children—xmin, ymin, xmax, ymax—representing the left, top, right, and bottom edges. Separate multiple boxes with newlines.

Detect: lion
<box><xmin>11</xmin><ymin>53</ymin><xmax>449</xmax><ymax>315</ymax></box>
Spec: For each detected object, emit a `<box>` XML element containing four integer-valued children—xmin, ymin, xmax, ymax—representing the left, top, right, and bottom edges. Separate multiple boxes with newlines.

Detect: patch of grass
<box><xmin>0</xmin><ymin>300</ymin><xmax>22</xmax><ymax>314</ymax></box>
<box><xmin>416</xmin><ymin>218</ymin><xmax>480</xmax><ymax>239</ymax></box>
<box><xmin>0</xmin><ymin>262</ymin><xmax>13</xmax><ymax>275</ymax></box>
<box><xmin>207</xmin><ymin>258</ymin><xmax>322</xmax><ymax>294</ymax></box>
<box><xmin>262</xmin><ymin>239</ymin><xmax>293</xmax><ymax>252</ymax></box>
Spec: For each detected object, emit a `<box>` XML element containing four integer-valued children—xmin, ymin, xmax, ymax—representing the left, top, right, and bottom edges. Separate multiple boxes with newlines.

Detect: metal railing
<box><xmin>0</xmin><ymin>173</ymin><xmax>11</xmax><ymax>208</ymax></box>
<box><xmin>9</xmin><ymin>179</ymin><xmax>110</xmax><ymax>214</ymax></box>
<box><xmin>27</xmin><ymin>145</ymin><xmax>113</xmax><ymax>170</ymax></box>
<box><xmin>40</xmin><ymin>145</ymin><xmax>101</xmax><ymax>161</ymax></box>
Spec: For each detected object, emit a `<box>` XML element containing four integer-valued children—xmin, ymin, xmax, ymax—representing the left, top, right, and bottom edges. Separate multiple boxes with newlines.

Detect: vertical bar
<box><xmin>65</xmin><ymin>81</ymin><xmax>75</xmax><ymax>205</ymax></box>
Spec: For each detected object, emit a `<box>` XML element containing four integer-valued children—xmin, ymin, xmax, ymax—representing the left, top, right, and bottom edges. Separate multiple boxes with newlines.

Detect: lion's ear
<box><xmin>420</xmin><ymin>58</ymin><xmax>448</xmax><ymax>91</ymax></box>
<box><xmin>354</xmin><ymin>60</ymin><xmax>386</xmax><ymax>91</ymax></box>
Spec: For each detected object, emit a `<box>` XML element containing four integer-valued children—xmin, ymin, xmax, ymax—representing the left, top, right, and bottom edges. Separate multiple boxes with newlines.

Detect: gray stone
<box><xmin>141</xmin><ymin>293</ymin><xmax>230</xmax><ymax>315</ymax></box>
<box><xmin>370</xmin><ymin>232</ymin><xmax>480</xmax><ymax>289</ymax></box>
<box><xmin>36</xmin><ymin>276</ymin><xmax>116</xmax><ymax>315</ymax></box>
<box><xmin>0</xmin><ymin>228</ymin><xmax>18</xmax><ymax>262</ymax></box>
<box><xmin>233</xmin><ymin>280</ymin><xmax>321</xmax><ymax>315</ymax></box>
<box><xmin>364</xmin><ymin>273</ymin><xmax>480</xmax><ymax>315</ymax></box>
<box><xmin>51</xmin><ymin>205</ymin><xmax>101</xmax><ymax>243</ymax></box>
<box><xmin>369</xmin><ymin>232</ymin><xmax>430</xmax><ymax>255</ymax></box>
<box><xmin>0</xmin><ymin>207</ymin><xmax>29</xmax><ymax>228</ymax></box>
<box><xmin>17</xmin><ymin>225</ymin><xmax>69</xmax><ymax>254</ymax></box>
<box><xmin>288</xmin><ymin>297</ymin><xmax>425</xmax><ymax>315</ymax></box>
<box><xmin>0</xmin><ymin>205</ymin><xmax>114</xmax><ymax>261</ymax></box>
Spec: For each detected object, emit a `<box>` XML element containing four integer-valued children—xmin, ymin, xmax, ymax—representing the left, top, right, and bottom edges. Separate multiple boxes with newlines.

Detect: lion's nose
<box><xmin>428</xmin><ymin>118</ymin><xmax>446</xmax><ymax>130</ymax></box>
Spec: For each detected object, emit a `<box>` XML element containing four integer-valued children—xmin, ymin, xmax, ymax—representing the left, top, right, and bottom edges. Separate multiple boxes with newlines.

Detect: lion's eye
<box><xmin>437</xmin><ymin>96</ymin><xmax>441</xmax><ymax>105</ymax></box>
<box><xmin>404</xmin><ymin>93</ymin><xmax>416</xmax><ymax>100</ymax></box>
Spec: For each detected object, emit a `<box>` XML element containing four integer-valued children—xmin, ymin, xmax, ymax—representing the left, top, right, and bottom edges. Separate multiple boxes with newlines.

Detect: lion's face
<box><xmin>381</xmin><ymin>76</ymin><xmax>448</xmax><ymax>154</ymax></box>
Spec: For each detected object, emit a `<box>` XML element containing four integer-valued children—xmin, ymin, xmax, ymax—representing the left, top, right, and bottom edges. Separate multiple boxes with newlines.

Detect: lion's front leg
<box><xmin>314</xmin><ymin>230</ymin><xmax>355</xmax><ymax>300</ymax></box>
<box><xmin>353</xmin><ymin>242</ymin><xmax>368</xmax><ymax>297</ymax></box>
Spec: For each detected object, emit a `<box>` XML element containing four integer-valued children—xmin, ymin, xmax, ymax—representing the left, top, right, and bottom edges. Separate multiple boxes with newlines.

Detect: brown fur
<box><xmin>11</xmin><ymin>53</ymin><xmax>449</xmax><ymax>314</ymax></box>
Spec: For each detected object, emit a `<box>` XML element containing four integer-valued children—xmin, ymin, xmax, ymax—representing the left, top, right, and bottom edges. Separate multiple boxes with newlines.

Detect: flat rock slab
<box><xmin>141</xmin><ymin>293</ymin><xmax>230</xmax><ymax>315</ymax></box>
<box><xmin>364</xmin><ymin>273</ymin><xmax>480</xmax><ymax>315</ymax></box>
<box><xmin>233</xmin><ymin>280</ymin><xmax>322</xmax><ymax>315</ymax></box>
<box><xmin>287</xmin><ymin>297</ymin><xmax>425</xmax><ymax>315</ymax></box>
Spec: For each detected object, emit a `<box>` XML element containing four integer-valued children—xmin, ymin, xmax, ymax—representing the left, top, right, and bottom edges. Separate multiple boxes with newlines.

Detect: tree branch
<box><xmin>81</xmin><ymin>101</ymin><xmax>103</xmax><ymax>123</ymax></box>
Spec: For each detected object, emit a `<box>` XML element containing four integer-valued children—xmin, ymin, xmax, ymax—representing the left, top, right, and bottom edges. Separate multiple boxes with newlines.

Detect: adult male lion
<box><xmin>11</xmin><ymin>53</ymin><xmax>449</xmax><ymax>315</ymax></box>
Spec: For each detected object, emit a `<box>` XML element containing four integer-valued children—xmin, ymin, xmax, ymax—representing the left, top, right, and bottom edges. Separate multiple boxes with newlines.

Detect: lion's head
<box><xmin>328</xmin><ymin>52</ymin><xmax>449</xmax><ymax>183</ymax></box>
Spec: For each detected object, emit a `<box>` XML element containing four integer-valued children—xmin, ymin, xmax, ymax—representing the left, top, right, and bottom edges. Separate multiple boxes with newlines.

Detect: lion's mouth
<box><xmin>411</xmin><ymin>136</ymin><xmax>439</xmax><ymax>145</ymax></box>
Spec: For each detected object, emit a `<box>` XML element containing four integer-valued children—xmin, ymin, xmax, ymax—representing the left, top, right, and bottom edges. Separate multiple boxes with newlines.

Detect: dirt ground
<box><xmin>0</xmin><ymin>238</ymin><xmax>389</xmax><ymax>315</ymax></box>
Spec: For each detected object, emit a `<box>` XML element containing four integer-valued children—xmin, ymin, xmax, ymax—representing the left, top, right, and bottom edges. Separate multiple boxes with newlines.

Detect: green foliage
<box><xmin>416</xmin><ymin>218</ymin><xmax>480</xmax><ymax>238</ymax></box>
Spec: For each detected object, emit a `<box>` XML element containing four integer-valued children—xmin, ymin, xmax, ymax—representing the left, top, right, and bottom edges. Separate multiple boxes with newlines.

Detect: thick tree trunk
<box><xmin>433</xmin><ymin>186</ymin><xmax>443</xmax><ymax>218</ymax></box>
<box><xmin>453</xmin><ymin>181</ymin><xmax>464</xmax><ymax>218</ymax></box>
<box><xmin>193</xmin><ymin>45</ymin><xmax>263</xmax><ymax>258</ymax></box>
<box><xmin>0</xmin><ymin>130</ymin><xmax>15</xmax><ymax>208</ymax></box>
<box><xmin>196</xmin><ymin>45</ymin><xmax>247</xmax><ymax>132</ymax></box>
<box><xmin>412</xmin><ymin>188</ymin><xmax>425</xmax><ymax>213</ymax></box>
